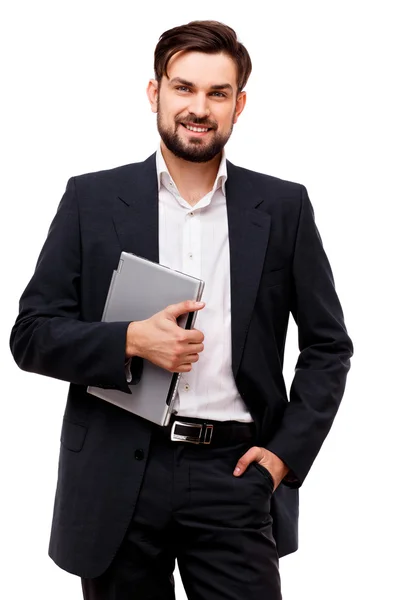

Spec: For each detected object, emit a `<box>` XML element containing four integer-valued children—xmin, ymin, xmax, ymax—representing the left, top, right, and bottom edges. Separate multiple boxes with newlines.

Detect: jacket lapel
<box><xmin>112</xmin><ymin>153</ymin><xmax>159</xmax><ymax>263</ymax></box>
<box><xmin>226</xmin><ymin>161</ymin><xmax>271</xmax><ymax>378</ymax></box>
<box><xmin>111</xmin><ymin>153</ymin><xmax>272</xmax><ymax>380</ymax></box>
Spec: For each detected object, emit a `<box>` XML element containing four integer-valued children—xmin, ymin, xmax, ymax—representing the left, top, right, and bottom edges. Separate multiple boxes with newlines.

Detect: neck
<box><xmin>160</xmin><ymin>141</ymin><xmax>222</xmax><ymax>205</ymax></box>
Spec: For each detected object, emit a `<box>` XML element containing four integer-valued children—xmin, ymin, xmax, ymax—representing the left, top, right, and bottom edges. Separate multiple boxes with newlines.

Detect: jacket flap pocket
<box><xmin>60</xmin><ymin>418</ymin><xmax>87</xmax><ymax>452</ymax></box>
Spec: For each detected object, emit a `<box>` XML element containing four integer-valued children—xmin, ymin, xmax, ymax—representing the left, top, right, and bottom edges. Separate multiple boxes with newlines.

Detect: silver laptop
<box><xmin>87</xmin><ymin>252</ymin><xmax>205</xmax><ymax>426</ymax></box>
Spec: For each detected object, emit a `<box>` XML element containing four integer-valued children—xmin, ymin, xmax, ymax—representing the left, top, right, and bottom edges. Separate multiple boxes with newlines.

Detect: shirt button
<box><xmin>184</xmin><ymin>384</ymin><xmax>190</xmax><ymax>391</ymax></box>
<box><xmin>188</xmin><ymin>253</ymin><xmax>193</xmax><ymax>259</ymax></box>
<box><xmin>189</xmin><ymin>212</ymin><xmax>194</xmax><ymax>217</ymax></box>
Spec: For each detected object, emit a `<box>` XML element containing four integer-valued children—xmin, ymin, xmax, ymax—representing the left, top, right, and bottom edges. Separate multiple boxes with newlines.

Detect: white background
<box><xmin>1</xmin><ymin>1</ymin><xmax>399</xmax><ymax>598</ymax></box>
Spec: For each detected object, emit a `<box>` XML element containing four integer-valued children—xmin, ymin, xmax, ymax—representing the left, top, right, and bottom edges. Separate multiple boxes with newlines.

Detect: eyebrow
<box><xmin>169</xmin><ymin>77</ymin><xmax>233</xmax><ymax>93</ymax></box>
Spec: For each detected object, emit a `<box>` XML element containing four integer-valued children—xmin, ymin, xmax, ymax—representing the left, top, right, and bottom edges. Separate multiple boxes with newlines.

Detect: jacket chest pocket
<box><xmin>262</xmin><ymin>266</ymin><xmax>289</xmax><ymax>288</ymax></box>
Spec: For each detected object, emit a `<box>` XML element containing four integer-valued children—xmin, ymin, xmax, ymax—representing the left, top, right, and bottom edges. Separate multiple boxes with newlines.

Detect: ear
<box><xmin>233</xmin><ymin>91</ymin><xmax>247</xmax><ymax>124</ymax></box>
<box><xmin>146</xmin><ymin>79</ymin><xmax>158</xmax><ymax>113</ymax></box>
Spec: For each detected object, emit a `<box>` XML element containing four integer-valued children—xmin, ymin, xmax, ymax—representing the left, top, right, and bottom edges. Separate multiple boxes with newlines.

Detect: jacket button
<box><xmin>135</xmin><ymin>449</ymin><xmax>144</xmax><ymax>460</ymax></box>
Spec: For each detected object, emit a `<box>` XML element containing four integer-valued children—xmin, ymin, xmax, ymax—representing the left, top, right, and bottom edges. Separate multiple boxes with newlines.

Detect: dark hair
<box><xmin>154</xmin><ymin>20</ymin><xmax>252</xmax><ymax>93</ymax></box>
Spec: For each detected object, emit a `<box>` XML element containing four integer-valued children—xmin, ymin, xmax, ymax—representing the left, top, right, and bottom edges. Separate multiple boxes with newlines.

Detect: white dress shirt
<box><xmin>157</xmin><ymin>146</ymin><xmax>253</xmax><ymax>423</ymax></box>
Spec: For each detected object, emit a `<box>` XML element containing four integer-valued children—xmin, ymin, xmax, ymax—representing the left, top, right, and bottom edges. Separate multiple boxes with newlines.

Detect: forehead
<box><xmin>165</xmin><ymin>51</ymin><xmax>237</xmax><ymax>88</ymax></box>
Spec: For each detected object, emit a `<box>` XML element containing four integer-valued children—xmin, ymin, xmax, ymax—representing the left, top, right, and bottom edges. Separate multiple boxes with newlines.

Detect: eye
<box><xmin>176</xmin><ymin>86</ymin><xmax>190</xmax><ymax>92</ymax></box>
<box><xmin>211</xmin><ymin>92</ymin><xmax>226</xmax><ymax>98</ymax></box>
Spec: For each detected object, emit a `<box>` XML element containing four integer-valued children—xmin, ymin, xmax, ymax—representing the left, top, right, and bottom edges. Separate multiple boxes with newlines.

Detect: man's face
<box><xmin>147</xmin><ymin>51</ymin><xmax>246</xmax><ymax>163</ymax></box>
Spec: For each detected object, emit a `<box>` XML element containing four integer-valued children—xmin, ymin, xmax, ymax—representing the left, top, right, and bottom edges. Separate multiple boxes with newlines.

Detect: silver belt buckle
<box><xmin>171</xmin><ymin>421</ymin><xmax>213</xmax><ymax>444</ymax></box>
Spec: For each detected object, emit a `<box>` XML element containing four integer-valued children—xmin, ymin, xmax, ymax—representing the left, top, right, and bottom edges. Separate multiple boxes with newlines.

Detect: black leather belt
<box><xmin>156</xmin><ymin>415</ymin><xmax>256</xmax><ymax>447</ymax></box>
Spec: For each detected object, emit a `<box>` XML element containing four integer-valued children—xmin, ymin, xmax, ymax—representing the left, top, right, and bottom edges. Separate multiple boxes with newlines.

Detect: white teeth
<box><xmin>184</xmin><ymin>124</ymin><xmax>209</xmax><ymax>132</ymax></box>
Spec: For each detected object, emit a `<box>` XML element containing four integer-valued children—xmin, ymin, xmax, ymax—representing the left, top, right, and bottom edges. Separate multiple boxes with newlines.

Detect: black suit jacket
<box><xmin>10</xmin><ymin>153</ymin><xmax>353</xmax><ymax>578</ymax></box>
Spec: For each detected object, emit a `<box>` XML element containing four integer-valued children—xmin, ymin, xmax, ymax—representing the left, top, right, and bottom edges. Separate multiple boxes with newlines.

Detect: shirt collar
<box><xmin>156</xmin><ymin>144</ymin><xmax>228</xmax><ymax>197</ymax></box>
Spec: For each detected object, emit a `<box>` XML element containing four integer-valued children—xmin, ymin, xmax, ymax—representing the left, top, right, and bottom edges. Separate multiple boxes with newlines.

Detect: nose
<box><xmin>188</xmin><ymin>92</ymin><xmax>210</xmax><ymax>119</ymax></box>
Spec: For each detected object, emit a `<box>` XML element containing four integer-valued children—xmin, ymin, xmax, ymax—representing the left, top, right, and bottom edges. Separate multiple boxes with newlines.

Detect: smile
<box><xmin>180</xmin><ymin>123</ymin><xmax>213</xmax><ymax>135</ymax></box>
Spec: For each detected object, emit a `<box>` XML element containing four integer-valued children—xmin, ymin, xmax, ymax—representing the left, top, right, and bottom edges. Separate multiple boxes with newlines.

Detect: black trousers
<box><xmin>81</xmin><ymin>418</ymin><xmax>281</xmax><ymax>599</ymax></box>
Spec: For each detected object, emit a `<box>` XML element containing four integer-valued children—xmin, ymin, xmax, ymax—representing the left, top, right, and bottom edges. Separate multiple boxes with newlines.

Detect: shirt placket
<box><xmin>182</xmin><ymin>208</ymin><xmax>201</xmax><ymax>279</ymax></box>
<box><xmin>179</xmin><ymin>206</ymin><xmax>202</xmax><ymax>398</ymax></box>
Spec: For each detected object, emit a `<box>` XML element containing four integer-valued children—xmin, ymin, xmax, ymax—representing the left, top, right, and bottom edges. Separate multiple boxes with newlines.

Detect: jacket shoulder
<box><xmin>228</xmin><ymin>162</ymin><xmax>304</xmax><ymax>198</ymax></box>
<box><xmin>70</xmin><ymin>153</ymin><xmax>156</xmax><ymax>189</ymax></box>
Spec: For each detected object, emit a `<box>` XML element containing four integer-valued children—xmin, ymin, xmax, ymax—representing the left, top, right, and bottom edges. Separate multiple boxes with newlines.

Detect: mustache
<box><xmin>177</xmin><ymin>116</ymin><xmax>217</xmax><ymax>129</ymax></box>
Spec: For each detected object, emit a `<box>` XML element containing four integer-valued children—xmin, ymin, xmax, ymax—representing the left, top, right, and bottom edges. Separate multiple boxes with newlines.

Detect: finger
<box><xmin>185</xmin><ymin>343</ymin><xmax>204</xmax><ymax>354</ymax></box>
<box><xmin>185</xmin><ymin>329</ymin><xmax>205</xmax><ymax>343</ymax></box>
<box><xmin>233</xmin><ymin>447</ymin><xmax>262</xmax><ymax>476</ymax></box>
<box><xmin>183</xmin><ymin>353</ymin><xmax>200</xmax><ymax>363</ymax></box>
<box><xmin>165</xmin><ymin>300</ymin><xmax>205</xmax><ymax>320</ymax></box>
<box><xmin>175</xmin><ymin>362</ymin><xmax>193</xmax><ymax>373</ymax></box>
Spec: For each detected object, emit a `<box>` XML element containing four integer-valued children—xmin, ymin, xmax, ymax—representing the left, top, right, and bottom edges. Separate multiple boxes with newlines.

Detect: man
<box><xmin>10</xmin><ymin>20</ymin><xmax>353</xmax><ymax>600</ymax></box>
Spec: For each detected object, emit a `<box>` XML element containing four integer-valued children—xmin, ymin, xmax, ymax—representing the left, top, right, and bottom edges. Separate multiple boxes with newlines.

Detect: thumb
<box><xmin>165</xmin><ymin>300</ymin><xmax>205</xmax><ymax>320</ymax></box>
<box><xmin>233</xmin><ymin>447</ymin><xmax>262</xmax><ymax>476</ymax></box>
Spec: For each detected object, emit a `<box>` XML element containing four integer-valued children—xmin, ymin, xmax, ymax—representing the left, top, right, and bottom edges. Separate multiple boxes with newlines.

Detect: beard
<box><xmin>156</xmin><ymin>99</ymin><xmax>234</xmax><ymax>163</ymax></box>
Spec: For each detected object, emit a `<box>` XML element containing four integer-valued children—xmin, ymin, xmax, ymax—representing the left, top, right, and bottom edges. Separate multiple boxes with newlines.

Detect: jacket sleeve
<box><xmin>9</xmin><ymin>177</ymin><xmax>143</xmax><ymax>392</ymax></box>
<box><xmin>265</xmin><ymin>185</ymin><xmax>354</xmax><ymax>487</ymax></box>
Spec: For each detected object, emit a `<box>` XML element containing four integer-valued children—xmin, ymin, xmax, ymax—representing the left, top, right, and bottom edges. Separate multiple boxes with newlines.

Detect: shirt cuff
<box><xmin>124</xmin><ymin>358</ymin><xmax>132</xmax><ymax>383</ymax></box>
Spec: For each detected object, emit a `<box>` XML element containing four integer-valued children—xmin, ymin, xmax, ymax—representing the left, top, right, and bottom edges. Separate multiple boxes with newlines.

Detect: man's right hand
<box><xmin>125</xmin><ymin>300</ymin><xmax>205</xmax><ymax>373</ymax></box>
